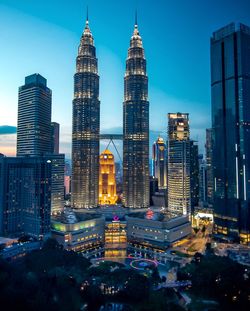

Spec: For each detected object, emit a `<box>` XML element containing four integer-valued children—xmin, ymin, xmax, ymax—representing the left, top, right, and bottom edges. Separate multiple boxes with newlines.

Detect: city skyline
<box><xmin>1</xmin><ymin>0</ymin><xmax>250</xmax><ymax>159</ymax></box>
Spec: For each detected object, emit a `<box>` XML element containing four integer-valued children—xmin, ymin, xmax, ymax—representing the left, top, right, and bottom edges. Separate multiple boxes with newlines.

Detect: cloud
<box><xmin>0</xmin><ymin>125</ymin><xmax>17</xmax><ymax>135</ymax></box>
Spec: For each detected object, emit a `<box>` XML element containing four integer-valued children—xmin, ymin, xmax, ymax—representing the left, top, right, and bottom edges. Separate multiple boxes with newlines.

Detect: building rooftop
<box><xmin>212</xmin><ymin>23</ymin><xmax>250</xmax><ymax>41</ymax></box>
<box><xmin>127</xmin><ymin>209</ymin><xmax>171</xmax><ymax>222</ymax></box>
<box><xmin>52</xmin><ymin>209</ymin><xmax>102</xmax><ymax>224</ymax></box>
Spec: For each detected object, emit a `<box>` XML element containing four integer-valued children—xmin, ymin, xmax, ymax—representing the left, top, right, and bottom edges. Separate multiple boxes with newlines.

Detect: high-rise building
<box><xmin>190</xmin><ymin>141</ymin><xmax>199</xmax><ymax>211</ymax></box>
<box><xmin>99</xmin><ymin>150</ymin><xmax>117</xmax><ymax>205</ymax></box>
<box><xmin>51</xmin><ymin>122</ymin><xmax>60</xmax><ymax>154</ymax></box>
<box><xmin>17</xmin><ymin>74</ymin><xmax>52</xmax><ymax>157</ymax></box>
<box><xmin>0</xmin><ymin>154</ymin><xmax>51</xmax><ymax>239</ymax></box>
<box><xmin>50</xmin><ymin>122</ymin><xmax>64</xmax><ymax>214</ymax></box>
<box><xmin>71</xmin><ymin>16</ymin><xmax>100</xmax><ymax>209</ymax></box>
<box><xmin>211</xmin><ymin>23</ymin><xmax>250</xmax><ymax>244</ymax></box>
<box><xmin>123</xmin><ymin>18</ymin><xmax>149</xmax><ymax>208</ymax></box>
<box><xmin>16</xmin><ymin>74</ymin><xmax>64</xmax><ymax>214</ymax></box>
<box><xmin>48</xmin><ymin>154</ymin><xmax>65</xmax><ymax>215</ymax></box>
<box><xmin>152</xmin><ymin>137</ymin><xmax>167</xmax><ymax>190</ymax></box>
<box><xmin>205</xmin><ymin>128</ymin><xmax>214</xmax><ymax>205</ymax></box>
<box><xmin>199</xmin><ymin>160</ymin><xmax>208</xmax><ymax>205</ymax></box>
<box><xmin>167</xmin><ymin>113</ymin><xmax>191</xmax><ymax>216</ymax></box>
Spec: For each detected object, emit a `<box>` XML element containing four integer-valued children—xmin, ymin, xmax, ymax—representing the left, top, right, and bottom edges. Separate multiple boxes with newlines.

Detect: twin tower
<box><xmin>71</xmin><ymin>16</ymin><xmax>149</xmax><ymax>209</ymax></box>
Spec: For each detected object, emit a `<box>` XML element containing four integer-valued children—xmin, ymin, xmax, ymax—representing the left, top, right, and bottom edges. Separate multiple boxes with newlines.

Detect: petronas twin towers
<box><xmin>71</xmin><ymin>15</ymin><xmax>149</xmax><ymax>209</ymax></box>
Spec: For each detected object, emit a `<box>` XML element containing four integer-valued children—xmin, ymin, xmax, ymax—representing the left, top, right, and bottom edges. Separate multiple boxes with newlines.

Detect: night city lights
<box><xmin>0</xmin><ymin>1</ymin><xmax>250</xmax><ymax>310</ymax></box>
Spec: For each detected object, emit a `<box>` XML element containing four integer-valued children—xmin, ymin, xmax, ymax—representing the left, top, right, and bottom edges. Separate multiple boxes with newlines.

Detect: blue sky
<box><xmin>0</xmin><ymin>0</ymin><xmax>250</xmax><ymax>158</ymax></box>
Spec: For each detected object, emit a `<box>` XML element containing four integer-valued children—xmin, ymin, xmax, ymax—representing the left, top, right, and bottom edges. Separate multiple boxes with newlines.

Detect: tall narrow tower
<box><xmin>17</xmin><ymin>74</ymin><xmax>52</xmax><ymax>157</ymax></box>
<box><xmin>71</xmin><ymin>15</ymin><xmax>100</xmax><ymax>208</ymax></box>
<box><xmin>211</xmin><ymin>23</ymin><xmax>250</xmax><ymax>243</ymax></box>
<box><xmin>167</xmin><ymin>113</ymin><xmax>191</xmax><ymax>216</ymax></box>
<box><xmin>123</xmin><ymin>16</ymin><xmax>149</xmax><ymax>208</ymax></box>
<box><xmin>152</xmin><ymin>137</ymin><xmax>167</xmax><ymax>190</ymax></box>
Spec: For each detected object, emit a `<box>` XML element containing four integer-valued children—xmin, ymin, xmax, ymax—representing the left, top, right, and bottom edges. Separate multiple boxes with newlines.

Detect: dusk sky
<box><xmin>0</xmin><ymin>0</ymin><xmax>250</xmax><ymax>158</ymax></box>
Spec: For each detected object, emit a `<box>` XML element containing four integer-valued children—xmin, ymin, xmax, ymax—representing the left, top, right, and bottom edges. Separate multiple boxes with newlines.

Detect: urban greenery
<box><xmin>177</xmin><ymin>250</ymin><xmax>250</xmax><ymax>310</ymax></box>
<box><xmin>0</xmin><ymin>239</ymin><xmax>183</xmax><ymax>311</ymax></box>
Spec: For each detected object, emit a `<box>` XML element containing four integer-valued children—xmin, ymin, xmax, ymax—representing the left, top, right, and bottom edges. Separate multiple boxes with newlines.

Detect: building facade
<box><xmin>123</xmin><ymin>20</ymin><xmax>149</xmax><ymax>208</ymax></box>
<box><xmin>152</xmin><ymin>137</ymin><xmax>167</xmax><ymax>189</ymax></box>
<box><xmin>71</xmin><ymin>17</ymin><xmax>100</xmax><ymax>209</ymax></box>
<box><xmin>211</xmin><ymin>23</ymin><xmax>250</xmax><ymax>243</ymax></box>
<box><xmin>0</xmin><ymin>155</ymin><xmax>51</xmax><ymax>239</ymax></box>
<box><xmin>17</xmin><ymin>74</ymin><xmax>52</xmax><ymax>157</ymax></box>
<box><xmin>51</xmin><ymin>122</ymin><xmax>60</xmax><ymax>154</ymax></box>
<box><xmin>99</xmin><ymin>150</ymin><xmax>117</xmax><ymax>205</ymax></box>
<box><xmin>167</xmin><ymin>113</ymin><xmax>191</xmax><ymax>216</ymax></box>
<box><xmin>190</xmin><ymin>140</ymin><xmax>199</xmax><ymax>211</ymax></box>
<box><xmin>51</xmin><ymin>210</ymin><xmax>105</xmax><ymax>255</ymax></box>
<box><xmin>48</xmin><ymin>154</ymin><xmax>65</xmax><ymax>214</ymax></box>
<box><xmin>126</xmin><ymin>211</ymin><xmax>191</xmax><ymax>251</ymax></box>
<box><xmin>205</xmin><ymin>128</ymin><xmax>214</xmax><ymax>205</ymax></box>
<box><xmin>16</xmin><ymin>74</ymin><xmax>64</xmax><ymax>214</ymax></box>
<box><xmin>199</xmin><ymin>161</ymin><xmax>208</xmax><ymax>205</ymax></box>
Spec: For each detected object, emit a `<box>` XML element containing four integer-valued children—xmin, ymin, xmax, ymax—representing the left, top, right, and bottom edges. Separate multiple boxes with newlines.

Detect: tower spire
<box><xmin>135</xmin><ymin>9</ymin><xmax>137</xmax><ymax>26</ymax></box>
<box><xmin>86</xmin><ymin>5</ymin><xmax>89</xmax><ymax>23</ymax></box>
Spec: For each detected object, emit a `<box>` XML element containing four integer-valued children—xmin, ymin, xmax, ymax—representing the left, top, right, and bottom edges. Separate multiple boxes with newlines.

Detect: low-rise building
<box><xmin>126</xmin><ymin>209</ymin><xmax>191</xmax><ymax>252</ymax></box>
<box><xmin>51</xmin><ymin>209</ymin><xmax>105</xmax><ymax>255</ymax></box>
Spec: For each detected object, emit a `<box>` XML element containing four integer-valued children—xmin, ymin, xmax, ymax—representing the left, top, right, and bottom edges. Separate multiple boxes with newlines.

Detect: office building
<box><xmin>205</xmin><ymin>128</ymin><xmax>214</xmax><ymax>205</ymax></box>
<box><xmin>17</xmin><ymin>74</ymin><xmax>52</xmax><ymax>157</ymax></box>
<box><xmin>199</xmin><ymin>161</ymin><xmax>208</xmax><ymax>205</ymax></box>
<box><xmin>48</xmin><ymin>154</ymin><xmax>65</xmax><ymax>214</ymax></box>
<box><xmin>99</xmin><ymin>150</ymin><xmax>117</xmax><ymax>205</ymax></box>
<box><xmin>152</xmin><ymin>137</ymin><xmax>167</xmax><ymax>189</ymax></box>
<box><xmin>167</xmin><ymin>113</ymin><xmax>191</xmax><ymax>216</ymax></box>
<box><xmin>71</xmin><ymin>16</ymin><xmax>100</xmax><ymax>208</ymax></box>
<box><xmin>0</xmin><ymin>154</ymin><xmax>51</xmax><ymax>239</ymax></box>
<box><xmin>190</xmin><ymin>140</ymin><xmax>199</xmax><ymax>211</ymax></box>
<box><xmin>123</xmin><ymin>17</ymin><xmax>149</xmax><ymax>208</ymax></box>
<box><xmin>16</xmin><ymin>74</ymin><xmax>64</xmax><ymax>214</ymax></box>
<box><xmin>51</xmin><ymin>122</ymin><xmax>60</xmax><ymax>154</ymax></box>
<box><xmin>211</xmin><ymin>23</ymin><xmax>250</xmax><ymax>243</ymax></box>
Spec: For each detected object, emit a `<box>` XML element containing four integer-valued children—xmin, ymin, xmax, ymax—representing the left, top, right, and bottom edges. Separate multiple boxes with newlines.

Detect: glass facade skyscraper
<box><xmin>152</xmin><ymin>137</ymin><xmax>167</xmax><ymax>190</ymax></box>
<box><xmin>17</xmin><ymin>74</ymin><xmax>52</xmax><ymax>157</ymax></box>
<box><xmin>205</xmin><ymin>128</ymin><xmax>214</xmax><ymax>205</ymax></box>
<box><xmin>51</xmin><ymin>122</ymin><xmax>60</xmax><ymax>154</ymax></box>
<box><xmin>211</xmin><ymin>23</ymin><xmax>250</xmax><ymax>243</ymax></box>
<box><xmin>0</xmin><ymin>154</ymin><xmax>51</xmax><ymax>239</ymax></box>
<box><xmin>16</xmin><ymin>74</ymin><xmax>64</xmax><ymax>214</ymax></box>
<box><xmin>123</xmin><ymin>20</ymin><xmax>149</xmax><ymax>208</ymax></box>
<box><xmin>71</xmin><ymin>17</ymin><xmax>100</xmax><ymax>208</ymax></box>
<box><xmin>167</xmin><ymin>113</ymin><xmax>191</xmax><ymax>216</ymax></box>
<box><xmin>190</xmin><ymin>140</ymin><xmax>199</xmax><ymax>211</ymax></box>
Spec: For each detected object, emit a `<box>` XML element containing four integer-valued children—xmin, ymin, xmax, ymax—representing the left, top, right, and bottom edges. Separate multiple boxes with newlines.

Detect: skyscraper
<box><xmin>99</xmin><ymin>150</ymin><xmax>117</xmax><ymax>205</ymax></box>
<box><xmin>49</xmin><ymin>154</ymin><xmax>65</xmax><ymax>215</ymax></box>
<box><xmin>123</xmin><ymin>17</ymin><xmax>149</xmax><ymax>208</ymax></box>
<box><xmin>205</xmin><ymin>128</ymin><xmax>214</xmax><ymax>205</ymax></box>
<box><xmin>16</xmin><ymin>74</ymin><xmax>65</xmax><ymax>214</ymax></box>
<box><xmin>211</xmin><ymin>23</ymin><xmax>250</xmax><ymax>244</ymax></box>
<box><xmin>152</xmin><ymin>137</ymin><xmax>167</xmax><ymax>190</ymax></box>
<box><xmin>0</xmin><ymin>154</ymin><xmax>51</xmax><ymax>239</ymax></box>
<box><xmin>50</xmin><ymin>122</ymin><xmax>64</xmax><ymax>214</ymax></box>
<box><xmin>51</xmin><ymin>122</ymin><xmax>60</xmax><ymax>154</ymax></box>
<box><xmin>17</xmin><ymin>74</ymin><xmax>52</xmax><ymax>157</ymax></box>
<box><xmin>167</xmin><ymin>113</ymin><xmax>191</xmax><ymax>216</ymax></box>
<box><xmin>199</xmin><ymin>159</ymin><xmax>208</xmax><ymax>205</ymax></box>
<box><xmin>71</xmin><ymin>16</ymin><xmax>100</xmax><ymax>208</ymax></box>
<box><xmin>190</xmin><ymin>141</ymin><xmax>199</xmax><ymax>211</ymax></box>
